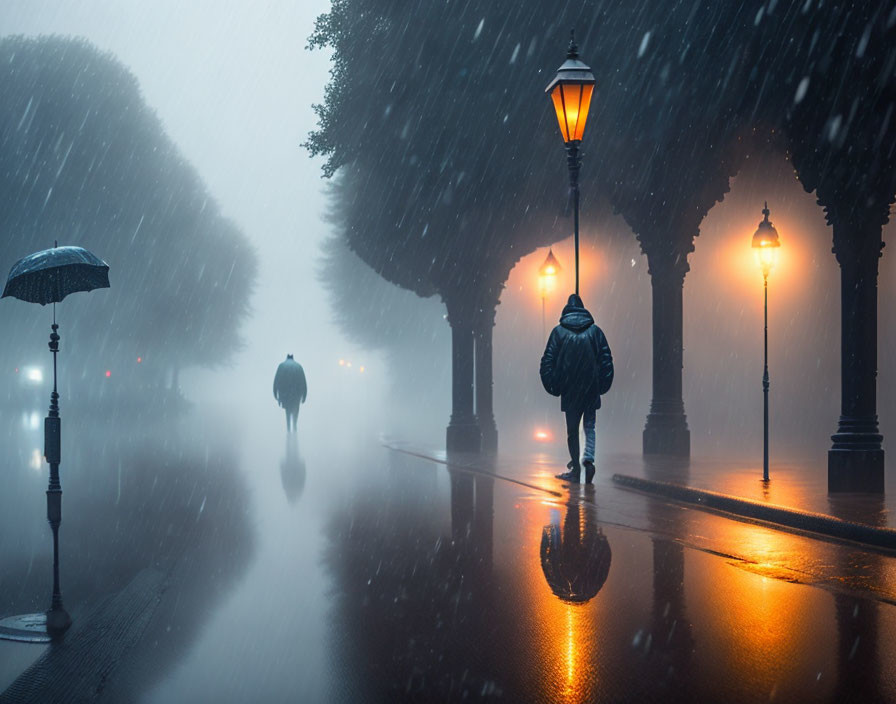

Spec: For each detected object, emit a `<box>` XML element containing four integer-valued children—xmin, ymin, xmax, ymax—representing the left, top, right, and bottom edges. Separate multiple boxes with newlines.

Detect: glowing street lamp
<box><xmin>752</xmin><ymin>202</ymin><xmax>780</xmax><ymax>482</ymax></box>
<box><xmin>546</xmin><ymin>30</ymin><xmax>595</xmax><ymax>296</ymax></box>
<box><xmin>538</xmin><ymin>249</ymin><xmax>562</xmax><ymax>338</ymax></box>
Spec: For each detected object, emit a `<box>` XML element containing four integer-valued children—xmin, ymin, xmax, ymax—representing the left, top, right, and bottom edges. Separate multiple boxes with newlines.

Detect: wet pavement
<box><xmin>1</xmin><ymin>405</ymin><xmax>895</xmax><ymax>702</ymax></box>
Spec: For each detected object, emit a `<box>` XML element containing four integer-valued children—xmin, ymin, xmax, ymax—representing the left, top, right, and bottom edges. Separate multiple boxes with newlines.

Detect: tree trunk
<box><xmin>829</xmin><ymin>229</ymin><xmax>884</xmax><ymax>492</ymax></box>
<box><xmin>474</xmin><ymin>307</ymin><xmax>498</xmax><ymax>453</ymax></box>
<box><xmin>446</xmin><ymin>298</ymin><xmax>481</xmax><ymax>453</ymax></box>
<box><xmin>643</xmin><ymin>259</ymin><xmax>690</xmax><ymax>456</ymax></box>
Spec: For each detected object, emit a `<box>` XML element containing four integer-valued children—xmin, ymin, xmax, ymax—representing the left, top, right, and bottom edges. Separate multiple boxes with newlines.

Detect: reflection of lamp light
<box><xmin>752</xmin><ymin>202</ymin><xmax>781</xmax><ymax>483</ymax></box>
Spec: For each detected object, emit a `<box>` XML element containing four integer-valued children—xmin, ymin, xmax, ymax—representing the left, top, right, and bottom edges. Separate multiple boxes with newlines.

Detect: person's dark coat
<box><xmin>540</xmin><ymin>295</ymin><xmax>614</xmax><ymax>412</ymax></box>
<box><xmin>273</xmin><ymin>355</ymin><xmax>307</xmax><ymax>408</ymax></box>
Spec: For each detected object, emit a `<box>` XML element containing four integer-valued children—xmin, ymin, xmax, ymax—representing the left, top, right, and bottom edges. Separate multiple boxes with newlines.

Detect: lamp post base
<box><xmin>45</xmin><ymin>605</ymin><xmax>72</xmax><ymax>637</ymax></box>
<box><xmin>828</xmin><ymin>448</ymin><xmax>884</xmax><ymax>493</ymax></box>
<box><xmin>478</xmin><ymin>415</ymin><xmax>498</xmax><ymax>454</ymax></box>
<box><xmin>643</xmin><ymin>416</ymin><xmax>690</xmax><ymax>457</ymax></box>
<box><xmin>447</xmin><ymin>420</ymin><xmax>481</xmax><ymax>453</ymax></box>
<box><xmin>0</xmin><ymin>613</ymin><xmax>53</xmax><ymax>644</ymax></box>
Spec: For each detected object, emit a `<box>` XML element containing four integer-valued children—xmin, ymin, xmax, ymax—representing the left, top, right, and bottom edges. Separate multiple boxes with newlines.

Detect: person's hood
<box><xmin>560</xmin><ymin>295</ymin><xmax>594</xmax><ymax>333</ymax></box>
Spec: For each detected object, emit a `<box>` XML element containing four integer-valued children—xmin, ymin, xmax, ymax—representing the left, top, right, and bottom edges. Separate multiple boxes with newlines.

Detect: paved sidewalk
<box><xmin>599</xmin><ymin>452</ymin><xmax>895</xmax><ymax>529</ymax></box>
<box><xmin>0</xmin><ymin>641</ymin><xmax>47</xmax><ymax>695</ymax></box>
<box><xmin>0</xmin><ymin>569</ymin><xmax>164</xmax><ymax>703</ymax></box>
<box><xmin>386</xmin><ymin>440</ymin><xmax>896</xmax><ymax>538</ymax></box>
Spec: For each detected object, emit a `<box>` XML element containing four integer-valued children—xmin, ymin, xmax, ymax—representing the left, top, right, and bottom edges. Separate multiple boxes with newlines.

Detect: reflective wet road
<box><xmin>2</xmin><ymin>401</ymin><xmax>895</xmax><ymax>703</ymax></box>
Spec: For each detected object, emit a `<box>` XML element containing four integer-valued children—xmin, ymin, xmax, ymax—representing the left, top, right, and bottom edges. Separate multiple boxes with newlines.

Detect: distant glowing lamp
<box><xmin>534</xmin><ymin>428</ymin><xmax>553</xmax><ymax>443</ymax></box>
<box><xmin>751</xmin><ymin>202</ymin><xmax>781</xmax><ymax>483</ymax></box>
<box><xmin>25</xmin><ymin>367</ymin><xmax>43</xmax><ymax>384</ymax></box>
<box><xmin>338</xmin><ymin>359</ymin><xmax>345</xmax><ymax>367</ymax></box>
<box><xmin>538</xmin><ymin>249</ymin><xmax>562</xmax><ymax>295</ymax></box>
<box><xmin>105</xmin><ymin>370</ymin><xmax>111</xmax><ymax>378</ymax></box>
<box><xmin>751</xmin><ymin>202</ymin><xmax>780</xmax><ymax>278</ymax></box>
<box><xmin>137</xmin><ymin>357</ymin><xmax>142</xmax><ymax>364</ymax></box>
<box><xmin>359</xmin><ymin>366</ymin><xmax>365</xmax><ymax>373</ymax></box>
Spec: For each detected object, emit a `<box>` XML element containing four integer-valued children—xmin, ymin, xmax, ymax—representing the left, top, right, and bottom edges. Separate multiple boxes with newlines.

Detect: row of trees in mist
<box><xmin>309</xmin><ymin>0</ymin><xmax>896</xmax><ymax>454</ymax></box>
<box><xmin>0</xmin><ymin>36</ymin><xmax>256</xmax><ymax>395</ymax></box>
<box><xmin>311</xmin><ymin>0</ymin><xmax>894</xmax><ymax>298</ymax></box>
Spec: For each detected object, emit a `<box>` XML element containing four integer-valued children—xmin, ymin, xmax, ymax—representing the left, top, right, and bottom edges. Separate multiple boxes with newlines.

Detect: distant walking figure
<box><xmin>540</xmin><ymin>294</ymin><xmax>614</xmax><ymax>484</ymax></box>
<box><xmin>274</xmin><ymin>354</ymin><xmax>307</xmax><ymax>432</ymax></box>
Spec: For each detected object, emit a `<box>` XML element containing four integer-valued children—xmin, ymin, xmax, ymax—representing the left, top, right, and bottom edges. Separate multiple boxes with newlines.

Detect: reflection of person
<box><xmin>280</xmin><ymin>433</ymin><xmax>307</xmax><ymax>504</ymax></box>
<box><xmin>273</xmin><ymin>354</ymin><xmax>307</xmax><ymax>432</ymax></box>
<box><xmin>540</xmin><ymin>500</ymin><xmax>611</xmax><ymax>604</ymax></box>
<box><xmin>540</xmin><ymin>294</ymin><xmax>613</xmax><ymax>483</ymax></box>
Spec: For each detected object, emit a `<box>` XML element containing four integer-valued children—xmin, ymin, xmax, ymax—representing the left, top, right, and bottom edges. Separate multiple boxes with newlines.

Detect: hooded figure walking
<box><xmin>274</xmin><ymin>354</ymin><xmax>307</xmax><ymax>432</ymax></box>
<box><xmin>540</xmin><ymin>294</ymin><xmax>614</xmax><ymax>483</ymax></box>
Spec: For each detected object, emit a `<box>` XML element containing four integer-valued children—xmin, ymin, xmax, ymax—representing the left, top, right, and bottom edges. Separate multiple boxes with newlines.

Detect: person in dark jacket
<box><xmin>273</xmin><ymin>354</ymin><xmax>307</xmax><ymax>432</ymax></box>
<box><xmin>540</xmin><ymin>294</ymin><xmax>614</xmax><ymax>483</ymax></box>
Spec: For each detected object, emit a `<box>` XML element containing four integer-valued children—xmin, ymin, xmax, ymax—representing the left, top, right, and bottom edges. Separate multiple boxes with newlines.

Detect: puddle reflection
<box><xmin>540</xmin><ymin>498</ymin><xmax>611</xmax><ymax>604</ymax></box>
<box><xmin>0</xmin><ymin>413</ymin><xmax>254</xmax><ymax>700</ymax></box>
<box><xmin>279</xmin><ymin>433</ymin><xmax>306</xmax><ymax>505</ymax></box>
<box><xmin>323</xmin><ymin>450</ymin><xmax>896</xmax><ymax>702</ymax></box>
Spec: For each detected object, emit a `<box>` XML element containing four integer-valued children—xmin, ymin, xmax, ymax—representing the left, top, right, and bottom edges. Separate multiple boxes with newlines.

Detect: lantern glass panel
<box><xmin>550</xmin><ymin>87</ymin><xmax>570</xmax><ymax>142</ymax></box>
<box><xmin>550</xmin><ymin>82</ymin><xmax>594</xmax><ymax>143</ymax></box>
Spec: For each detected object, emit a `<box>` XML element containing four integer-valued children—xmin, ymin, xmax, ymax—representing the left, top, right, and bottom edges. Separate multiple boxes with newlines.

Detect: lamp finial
<box><xmin>567</xmin><ymin>29</ymin><xmax>579</xmax><ymax>59</ymax></box>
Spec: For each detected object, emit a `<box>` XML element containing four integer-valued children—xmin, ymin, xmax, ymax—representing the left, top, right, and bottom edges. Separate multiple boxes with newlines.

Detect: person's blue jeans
<box><xmin>565</xmin><ymin>408</ymin><xmax>596</xmax><ymax>468</ymax></box>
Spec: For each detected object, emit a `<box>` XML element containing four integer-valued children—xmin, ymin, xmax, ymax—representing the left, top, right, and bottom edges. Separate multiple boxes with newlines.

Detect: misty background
<box><xmin>0</xmin><ymin>1</ymin><xmax>893</xmax><ymax>462</ymax></box>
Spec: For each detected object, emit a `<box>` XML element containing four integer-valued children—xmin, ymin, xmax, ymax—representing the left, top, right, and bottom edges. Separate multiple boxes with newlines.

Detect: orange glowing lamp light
<box><xmin>752</xmin><ymin>202</ymin><xmax>780</xmax><ymax>278</ymax></box>
<box><xmin>534</xmin><ymin>428</ymin><xmax>553</xmax><ymax>443</ymax></box>
<box><xmin>545</xmin><ymin>32</ymin><xmax>595</xmax><ymax>145</ymax></box>
<box><xmin>538</xmin><ymin>249</ymin><xmax>562</xmax><ymax>296</ymax></box>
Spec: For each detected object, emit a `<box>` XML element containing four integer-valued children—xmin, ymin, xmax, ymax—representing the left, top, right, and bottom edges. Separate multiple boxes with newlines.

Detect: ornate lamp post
<box><xmin>538</xmin><ymin>248</ymin><xmax>562</xmax><ymax>339</ymax></box>
<box><xmin>752</xmin><ymin>202</ymin><xmax>780</xmax><ymax>482</ymax></box>
<box><xmin>546</xmin><ymin>31</ymin><xmax>595</xmax><ymax>296</ymax></box>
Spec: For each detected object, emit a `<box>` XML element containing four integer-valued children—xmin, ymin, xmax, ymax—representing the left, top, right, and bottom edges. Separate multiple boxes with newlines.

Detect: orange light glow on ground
<box><xmin>518</xmin><ymin>498</ymin><xmax>604</xmax><ymax>704</ymax></box>
<box><xmin>686</xmin><ymin>534</ymin><xmax>837</xmax><ymax>699</ymax></box>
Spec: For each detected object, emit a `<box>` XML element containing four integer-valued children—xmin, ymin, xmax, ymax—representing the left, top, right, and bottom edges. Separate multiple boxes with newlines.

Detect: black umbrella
<box><xmin>0</xmin><ymin>244</ymin><xmax>109</xmax><ymax>643</ymax></box>
<box><xmin>1</xmin><ymin>244</ymin><xmax>110</xmax><ymax>304</ymax></box>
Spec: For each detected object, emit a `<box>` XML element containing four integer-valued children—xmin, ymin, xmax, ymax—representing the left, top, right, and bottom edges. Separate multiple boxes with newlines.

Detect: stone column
<box><xmin>474</xmin><ymin>306</ymin><xmax>498</xmax><ymax>453</ymax></box>
<box><xmin>446</xmin><ymin>298</ymin><xmax>481</xmax><ymax>453</ymax></box>
<box><xmin>643</xmin><ymin>251</ymin><xmax>691</xmax><ymax>456</ymax></box>
<box><xmin>829</xmin><ymin>229</ymin><xmax>884</xmax><ymax>492</ymax></box>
